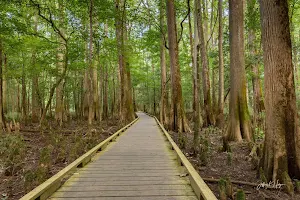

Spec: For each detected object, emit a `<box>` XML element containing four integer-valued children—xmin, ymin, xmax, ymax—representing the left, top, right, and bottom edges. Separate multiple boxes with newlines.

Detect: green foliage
<box><xmin>227</xmin><ymin>152</ymin><xmax>232</xmax><ymax>166</ymax></box>
<box><xmin>236</xmin><ymin>189</ymin><xmax>246</xmax><ymax>200</ymax></box>
<box><xmin>5</xmin><ymin>112</ymin><xmax>21</xmax><ymax>122</ymax></box>
<box><xmin>198</xmin><ymin>134</ymin><xmax>211</xmax><ymax>166</ymax></box>
<box><xmin>0</xmin><ymin>134</ymin><xmax>25</xmax><ymax>175</ymax></box>
<box><xmin>295</xmin><ymin>179</ymin><xmax>300</xmax><ymax>193</ymax></box>
<box><xmin>254</xmin><ymin>127</ymin><xmax>264</xmax><ymax>140</ymax></box>
<box><xmin>259</xmin><ymin>167</ymin><xmax>267</xmax><ymax>183</ymax></box>
<box><xmin>218</xmin><ymin>178</ymin><xmax>227</xmax><ymax>200</ymax></box>
<box><xmin>178</xmin><ymin>133</ymin><xmax>187</xmax><ymax>149</ymax></box>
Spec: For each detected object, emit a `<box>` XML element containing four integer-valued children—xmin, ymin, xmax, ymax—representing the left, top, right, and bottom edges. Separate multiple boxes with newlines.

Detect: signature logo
<box><xmin>256</xmin><ymin>180</ymin><xmax>284</xmax><ymax>190</ymax></box>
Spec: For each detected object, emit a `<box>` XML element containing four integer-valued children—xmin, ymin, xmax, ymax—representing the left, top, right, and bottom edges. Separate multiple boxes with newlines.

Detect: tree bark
<box><xmin>55</xmin><ymin>0</ymin><xmax>66</xmax><ymax>126</ymax></box>
<box><xmin>115</xmin><ymin>0</ymin><xmax>135</xmax><ymax>124</ymax></box>
<box><xmin>31</xmin><ymin>14</ymin><xmax>40</xmax><ymax>123</ymax></box>
<box><xmin>166</xmin><ymin>0</ymin><xmax>191</xmax><ymax>133</ymax></box>
<box><xmin>196</xmin><ymin>0</ymin><xmax>214</xmax><ymax>126</ymax></box>
<box><xmin>226</xmin><ymin>0</ymin><xmax>252</xmax><ymax>142</ymax></box>
<box><xmin>193</xmin><ymin>0</ymin><xmax>202</xmax><ymax>150</ymax></box>
<box><xmin>247</xmin><ymin>0</ymin><xmax>264</xmax><ymax>117</ymax></box>
<box><xmin>249</xmin><ymin>30</ymin><xmax>264</xmax><ymax>116</ymax></box>
<box><xmin>0</xmin><ymin>41</ymin><xmax>6</xmax><ymax>130</ymax></box>
<box><xmin>21</xmin><ymin>52</ymin><xmax>27</xmax><ymax>122</ymax></box>
<box><xmin>88</xmin><ymin>0</ymin><xmax>95</xmax><ymax>125</ymax></box>
<box><xmin>216</xmin><ymin>0</ymin><xmax>224</xmax><ymax>128</ymax></box>
<box><xmin>259</xmin><ymin>0</ymin><xmax>300</xmax><ymax>194</ymax></box>
<box><xmin>159</xmin><ymin>0</ymin><xmax>168</xmax><ymax>127</ymax></box>
<box><xmin>103</xmin><ymin>63</ymin><xmax>108</xmax><ymax>119</ymax></box>
<box><xmin>3</xmin><ymin>54</ymin><xmax>7</xmax><ymax>113</ymax></box>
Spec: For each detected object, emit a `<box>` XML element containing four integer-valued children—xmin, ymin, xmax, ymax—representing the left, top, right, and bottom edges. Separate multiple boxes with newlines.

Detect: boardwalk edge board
<box><xmin>145</xmin><ymin>112</ymin><xmax>217</xmax><ymax>200</ymax></box>
<box><xmin>20</xmin><ymin>117</ymin><xmax>139</xmax><ymax>200</ymax></box>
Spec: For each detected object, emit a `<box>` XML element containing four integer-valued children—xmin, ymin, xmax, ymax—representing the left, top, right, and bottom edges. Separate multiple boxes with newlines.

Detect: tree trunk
<box><xmin>247</xmin><ymin>0</ymin><xmax>264</xmax><ymax>117</ymax></box>
<box><xmin>216</xmin><ymin>0</ymin><xmax>224</xmax><ymax>128</ymax></box>
<box><xmin>3</xmin><ymin>54</ymin><xmax>7</xmax><ymax>113</ymax></box>
<box><xmin>88</xmin><ymin>0</ymin><xmax>95</xmax><ymax>125</ymax></box>
<box><xmin>0</xmin><ymin>41</ymin><xmax>6</xmax><ymax>130</ymax></box>
<box><xmin>115</xmin><ymin>0</ymin><xmax>135</xmax><ymax>124</ymax></box>
<box><xmin>193</xmin><ymin>0</ymin><xmax>202</xmax><ymax>150</ymax></box>
<box><xmin>196</xmin><ymin>0</ymin><xmax>214</xmax><ymax>126</ymax></box>
<box><xmin>152</xmin><ymin>64</ymin><xmax>156</xmax><ymax>115</ymax></box>
<box><xmin>259</xmin><ymin>0</ymin><xmax>300</xmax><ymax>194</ymax></box>
<box><xmin>21</xmin><ymin>52</ymin><xmax>27</xmax><ymax>122</ymax></box>
<box><xmin>55</xmin><ymin>0</ymin><xmax>65</xmax><ymax>126</ymax></box>
<box><xmin>249</xmin><ymin>30</ymin><xmax>264</xmax><ymax>116</ymax></box>
<box><xmin>166</xmin><ymin>0</ymin><xmax>191</xmax><ymax>133</ymax></box>
<box><xmin>31</xmin><ymin>14</ymin><xmax>40</xmax><ymax>123</ymax></box>
<box><xmin>111</xmin><ymin>65</ymin><xmax>116</xmax><ymax>116</ymax></box>
<box><xmin>226</xmin><ymin>0</ymin><xmax>252</xmax><ymax>142</ymax></box>
<box><xmin>103</xmin><ymin>63</ymin><xmax>108</xmax><ymax>119</ymax></box>
<box><xmin>159</xmin><ymin>0</ymin><xmax>168</xmax><ymax>126</ymax></box>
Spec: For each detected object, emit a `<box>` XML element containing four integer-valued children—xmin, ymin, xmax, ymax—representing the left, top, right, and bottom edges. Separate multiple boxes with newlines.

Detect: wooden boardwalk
<box><xmin>49</xmin><ymin>112</ymin><xmax>198</xmax><ymax>200</ymax></box>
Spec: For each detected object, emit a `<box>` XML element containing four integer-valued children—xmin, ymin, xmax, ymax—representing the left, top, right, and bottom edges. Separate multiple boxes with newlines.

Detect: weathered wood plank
<box><xmin>51</xmin><ymin>190</ymin><xmax>195</xmax><ymax>198</ymax></box>
<box><xmin>72</xmin><ymin>172</ymin><xmax>181</xmax><ymax>177</ymax></box>
<box><xmin>63</xmin><ymin>180</ymin><xmax>190</xmax><ymax>187</ymax></box>
<box><xmin>50</xmin><ymin>196</ymin><xmax>198</xmax><ymax>200</ymax></box>
<box><xmin>58</xmin><ymin>184</ymin><xmax>192</xmax><ymax>191</ymax></box>
<box><xmin>63</xmin><ymin>176</ymin><xmax>187</xmax><ymax>181</ymax></box>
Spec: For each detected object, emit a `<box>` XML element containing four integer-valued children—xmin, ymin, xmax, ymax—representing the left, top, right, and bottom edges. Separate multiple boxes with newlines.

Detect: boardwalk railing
<box><xmin>20</xmin><ymin>117</ymin><xmax>139</xmax><ymax>200</ymax></box>
<box><xmin>147</xmin><ymin>113</ymin><xmax>217</xmax><ymax>200</ymax></box>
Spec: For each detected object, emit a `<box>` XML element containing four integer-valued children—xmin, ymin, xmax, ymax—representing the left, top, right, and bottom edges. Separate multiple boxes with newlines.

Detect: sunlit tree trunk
<box><xmin>166</xmin><ymin>0</ymin><xmax>191</xmax><ymax>133</ymax></box>
<box><xmin>226</xmin><ymin>0</ymin><xmax>252</xmax><ymax>142</ymax></box>
<box><xmin>259</xmin><ymin>0</ymin><xmax>300</xmax><ymax>194</ymax></box>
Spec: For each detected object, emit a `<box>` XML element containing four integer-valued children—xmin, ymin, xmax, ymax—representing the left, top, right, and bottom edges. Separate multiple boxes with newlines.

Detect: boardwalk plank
<box><xmin>50</xmin><ymin>196</ymin><xmax>198</xmax><ymax>200</ymax></box>
<box><xmin>51</xmin><ymin>190</ymin><xmax>195</xmax><ymax>198</ymax></box>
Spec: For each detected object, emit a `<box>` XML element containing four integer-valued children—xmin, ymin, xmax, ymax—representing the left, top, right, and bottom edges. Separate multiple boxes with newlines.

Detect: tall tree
<box><xmin>87</xmin><ymin>0</ymin><xmax>101</xmax><ymax>125</ymax></box>
<box><xmin>55</xmin><ymin>0</ymin><xmax>66</xmax><ymax>126</ymax></box>
<box><xmin>247</xmin><ymin>0</ymin><xmax>264</xmax><ymax>117</ymax></box>
<box><xmin>193</xmin><ymin>0</ymin><xmax>202</xmax><ymax>150</ymax></box>
<box><xmin>115</xmin><ymin>0</ymin><xmax>135</xmax><ymax>124</ymax></box>
<box><xmin>166</xmin><ymin>0</ymin><xmax>191</xmax><ymax>133</ymax></box>
<box><xmin>0</xmin><ymin>40</ymin><xmax>5</xmax><ymax>130</ymax></box>
<box><xmin>159</xmin><ymin>0</ymin><xmax>168</xmax><ymax>127</ymax></box>
<box><xmin>259</xmin><ymin>0</ymin><xmax>300</xmax><ymax>193</ymax></box>
<box><xmin>196</xmin><ymin>0</ymin><xmax>214</xmax><ymax>126</ymax></box>
<box><xmin>226</xmin><ymin>0</ymin><xmax>252</xmax><ymax>141</ymax></box>
<box><xmin>216</xmin><ymin>0</ymin><xmax>224</xmax><ymax>127</ymax></box>
<box><xmin>31</xmin><ymin>14</ymin><xmax>40</xmax><ymax>123</ymax></box>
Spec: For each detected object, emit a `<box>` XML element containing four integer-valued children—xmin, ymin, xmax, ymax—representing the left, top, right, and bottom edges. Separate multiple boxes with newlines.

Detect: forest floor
<box><xmin>170</xmin><ymin>124</ymin><xmax>300</xmax><ymax>200</ymax></box>
<box><xmin>0</xmin><ymin>117</ymin><xmax>122</xmax><ymax>200</ymax></box>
